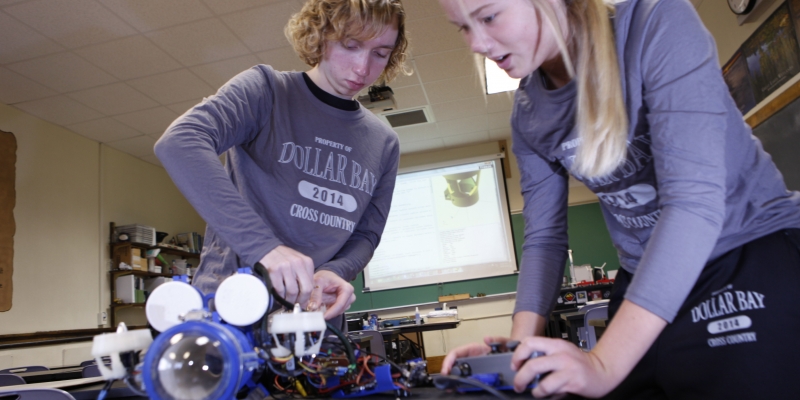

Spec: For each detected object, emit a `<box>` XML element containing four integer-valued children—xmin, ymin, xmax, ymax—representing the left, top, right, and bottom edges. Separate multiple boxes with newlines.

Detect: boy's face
<box><xmin>315</xmin><ymin>22</ymin><xmax>399</xmax><ymax>99</ymax></box>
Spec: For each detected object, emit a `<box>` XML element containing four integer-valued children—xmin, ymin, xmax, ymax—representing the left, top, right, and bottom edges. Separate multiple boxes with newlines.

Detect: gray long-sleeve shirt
<box><xmin>512</xmin><ymin>0</ymin><xmax>800</xmax><ymax>322</ymax></box>
<box><xmin>155</xmin><ymin>65</ymin><xmax>400</xmax><ymax>294</ymax></box>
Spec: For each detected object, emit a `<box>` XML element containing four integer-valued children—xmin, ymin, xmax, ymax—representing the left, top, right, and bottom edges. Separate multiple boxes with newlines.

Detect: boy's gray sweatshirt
<box><xmin>155</xmin><ymin>65</ymin><xmax>400</xmax><ymax>294</ymax></box>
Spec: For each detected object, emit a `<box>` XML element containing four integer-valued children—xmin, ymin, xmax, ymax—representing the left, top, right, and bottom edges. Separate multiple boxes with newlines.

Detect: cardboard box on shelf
<box><xmin>113</xmin><ymin>243</ymin><xmax>147</xmax><ymax>271</ymax></box>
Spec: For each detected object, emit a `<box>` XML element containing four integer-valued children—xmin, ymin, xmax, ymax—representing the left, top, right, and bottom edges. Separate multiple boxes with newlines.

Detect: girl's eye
<box><xmin>482</xmin><ymin>14</ymin><xmax>496</xmax><ymax>23</ymax></box>
<box><xmin>375</xmin><ymin>51</ymin><xmax>389</xmax><ymax>59</ymax></box>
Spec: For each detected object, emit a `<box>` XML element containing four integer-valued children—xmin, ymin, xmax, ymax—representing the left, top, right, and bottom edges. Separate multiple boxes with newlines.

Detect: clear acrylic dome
<box><xmin>155</xmin><ymin>333</ymin><xmax>225</xmax><ymax>399</ymax></box>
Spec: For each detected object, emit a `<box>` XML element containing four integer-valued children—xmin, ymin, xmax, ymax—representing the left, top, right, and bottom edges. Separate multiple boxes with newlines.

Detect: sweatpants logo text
<box><xmin>691</xmin><ymin>290</ymin><xmax>766</xmax><ymax>323</ymax></box>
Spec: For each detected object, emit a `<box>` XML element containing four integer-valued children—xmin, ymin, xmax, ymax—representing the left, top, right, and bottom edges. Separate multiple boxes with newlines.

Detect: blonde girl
<box><xmin>439</xmin><ymin>0</ymin><xmax>800</xmax><ymax>398</ymax></box>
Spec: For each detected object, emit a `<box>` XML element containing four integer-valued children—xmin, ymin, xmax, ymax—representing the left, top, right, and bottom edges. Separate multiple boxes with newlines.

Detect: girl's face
<box><xmin>439</xmin><ymin>0</ymin><xmax>564</xmax><ymax>79</ymax></box>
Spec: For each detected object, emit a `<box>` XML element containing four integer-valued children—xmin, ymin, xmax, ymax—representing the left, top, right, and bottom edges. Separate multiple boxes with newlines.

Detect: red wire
<box><xmin>274</xmin><ymin>375</ymin><xmax>285</xmax><ymax>391</ymax></box>
<box><xmin>356</xmin><ymin>363</ymin><xmax>365</xmax><ymax>384</ymax></box>
<box><xmin>362</xmin><ymin>355</ymin><xmax>375</xmax><ymax>377</ymax></box>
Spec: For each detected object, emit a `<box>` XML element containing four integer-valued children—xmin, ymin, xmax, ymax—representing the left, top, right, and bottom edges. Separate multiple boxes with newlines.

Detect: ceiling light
<box><xmin>484</xmin><ymin>57</ymin><xmax>520</xmax><ymax>94</ymax></box>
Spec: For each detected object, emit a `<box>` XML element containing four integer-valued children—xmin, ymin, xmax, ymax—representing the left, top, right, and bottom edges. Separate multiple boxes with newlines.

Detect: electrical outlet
<box><xmin>97</xmin><ymin>311</ymin><xmax>108</xmax><ymax>325</ymax></box>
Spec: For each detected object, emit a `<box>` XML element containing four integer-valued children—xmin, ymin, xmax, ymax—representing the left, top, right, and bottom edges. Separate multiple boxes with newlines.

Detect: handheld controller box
<box><xmin>450</xmin><ymin>346</ymin><xmax>544</xmax><ymax>392</ymax></box>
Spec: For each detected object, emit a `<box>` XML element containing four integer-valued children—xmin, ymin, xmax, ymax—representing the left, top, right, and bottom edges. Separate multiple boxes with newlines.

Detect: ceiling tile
<box><xmin>388</xmin><ymin>64</ymin><xmax>420</xmax><ymax>88</ymax></box>
<box><xmin>437</xmin><ymin>114</ymin><xmax>488</xmax><ymax>136</ymax></box>
<box><xmin>0</xmin><ymin>11</ymin><xmax>64</xmax><ymax>64</ymax></box>
<box><xmin>166</xmin><ymin>98</ymin><xmax>205</xmax><ymax>115</ymax></box>
<box><xmin>256</xmin><ymin>46</ymin><xmax>309</xmax><ymax>73</ymax></box>
<box><xmin>68</xmin><ymin>117</ymin><xmax>143</xmax><ymax>142</ymax></box>
<box><xmin>431</xmin><ymin>96</ymin><xmax>488</xmax><ymax>122</ymax></box>
<box><xmin>68</xmin><ymin>83</ymin><xmax>159</xmax><ymax>116</ymax></box>
<box><xmin>442</xmin><ymin>131</ymin><xmax>490</xmax><ymax>148</ymax></box>
<box><xmin>406</xmin><ymin>15</ymin><xmax>466</xmax><ymax>57</ymax></box>
<box><xmin>7</xmin><ymin>52</ymin><xmax>118</xmax><ymax>93</ymax></box>
<box><xmin>399</xmin><ymin>138</ymin><xmax>444</xmax><ymax>154</ymax></box>
<box><xmin>0</xmin><ymin>0</ymin><xmax>539</xmax><ymax>156</ymax></box>
<box><xmin>395</xmin><ymin>123</ymin><xmax>440</xmax><ymax>144</ymax></box>
<box><xmin>424</xmin><ymin>74</ymin><xmax>484</xmax><ymax>104</ymax></box>
<box><xmin>392</xmin><ymin>85</ymin><xmax>428</xmax><ymax>109</ymax></box>
<box><xmin>4</xmin><ymin>0</ymin><xmax>136</xmax><ymax>48</ymax></box>
<box><xmin>202</xmin><ymin>0</ymin><xmax>289</xmax><ymax>15</ymax></box>
<box><xmin>13</xmin><ymin>95</ymin><xmax>104</xmax><ymax>125</ymax></box>
<box><xmin>138</xmin><ymin>153</ymin><xmax>164</xmax><ymax>167</ymax></box>
<box><xmin>0</xmin><ymin>66</ymin><xmax>57</xmax><ymax>104</ymax></box>
<box><xmin>487</xmin><ymin>110</ymin><xmax>512</xmax><ymax>130</ymax></box>
<box><xmin>99</xmin><ymin>0</ymin><xmax>213</xmax><ymax>32</ymax></box>
<box><xmin>105</xmin><ymin>135</ymin><xmax>158</xmax><ymax>157</ymax></box>
<box><xmin>221</xmin><ymin>1</ymin><xmax>300</xmax><ymax>53</ymax></box>
<box><xmin>191</xmin><ymin>54</ymin><xmax>260</xmax><ymax>89</ymax></box>
<box><xmin>113</xmin><ymin>107</ymin><xmax>180</xmax><ymax>136</ymax></box>
<box><xmin>127</xmin><ymin>69</ymin><xmax>215</xmax><ymax>105</ymax></box>
<box><xmin>146</xmin><ymin>18</ymin><xmax>250</xmax><ymax>67</ymax></box>
<box><xmin>414</xmin><ymin>48</ymin><xmax>478</xmax><ymax>83</ymax></box>
<box><xmin>75</xmin><ymin>36</ymin><xmax>182</xmax><ymax>80</ymax></box>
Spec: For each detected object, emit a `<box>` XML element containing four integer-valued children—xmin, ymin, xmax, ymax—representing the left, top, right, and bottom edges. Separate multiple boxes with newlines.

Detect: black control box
<box><xmin>448</xmin><ymin>344</ymin><xmax>544</xmax><ymax>391</ymax></box>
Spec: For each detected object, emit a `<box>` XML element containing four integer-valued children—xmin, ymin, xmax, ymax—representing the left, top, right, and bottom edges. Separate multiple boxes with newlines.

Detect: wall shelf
<box><xmin>108</xmin><ymin>234</ymin><xmax>199</xmax><ymax>327</ymax></box>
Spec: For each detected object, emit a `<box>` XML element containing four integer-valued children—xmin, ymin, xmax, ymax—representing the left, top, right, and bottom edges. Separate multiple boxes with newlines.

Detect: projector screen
<box><xmin>363</xmin><ymin>155</ymin><xmax>517</xmax><ymax>292</ymax></box>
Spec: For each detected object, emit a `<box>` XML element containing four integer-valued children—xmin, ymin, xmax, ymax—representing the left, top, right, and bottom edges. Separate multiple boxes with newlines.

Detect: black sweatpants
<box><xmin>601</xmin><ymin>229</ymin><xmax>800</xmax><ymax>399</ymax></box>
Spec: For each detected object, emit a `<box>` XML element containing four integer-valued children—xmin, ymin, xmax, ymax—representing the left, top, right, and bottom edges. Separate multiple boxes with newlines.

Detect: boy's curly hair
<box><xmin>285</xmin><ymin>0</ymin><xmax>410</xmax><ymax>83</ymax></box>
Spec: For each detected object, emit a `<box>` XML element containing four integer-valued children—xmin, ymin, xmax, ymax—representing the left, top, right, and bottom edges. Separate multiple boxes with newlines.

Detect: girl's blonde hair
<box><xmin>285</xmin><ymin>0</ymin><xmax>411</xmax><ymax>83</ymax></box>
<box><xmin>532</xmin><ymin>0</ymin><xmax>628</xmax><ymax>178</ymax></box>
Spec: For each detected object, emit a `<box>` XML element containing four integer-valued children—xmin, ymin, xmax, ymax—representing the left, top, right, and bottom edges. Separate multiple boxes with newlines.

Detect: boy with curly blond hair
<box><xmin>155</xmin><ymin>0</ymin><xmax>409</xmax><ymax>323</ymax></box>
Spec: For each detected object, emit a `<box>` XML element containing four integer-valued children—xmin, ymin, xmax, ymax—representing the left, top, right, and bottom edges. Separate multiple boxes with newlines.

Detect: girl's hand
<box><xmin>441</xmin><ymin>333</ymin><xmax>518</xmax><ymax>375</ymax></box>
<box><xmin>511</xmin><ymin>337</ymin><xmax>616</xmax><ymax>398</ymax></box>
<box><xmin>511</xmin><ymin>301</ymin><xmax>667</xmax><ymax>398</ymax></box>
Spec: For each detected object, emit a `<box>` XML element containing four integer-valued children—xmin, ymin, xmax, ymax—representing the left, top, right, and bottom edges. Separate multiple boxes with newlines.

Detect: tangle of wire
<box><xmin>254</xmin><ymin>262</ymin><xmax>356</xmax><ymax>367</ymax></box>
<box><xmin>267</xmin><ymin>344</ymin><xmax>416</xmax><ymax>399</ymax></box>
<box><xmin>253</xmin><ymin>262</ymin><xmax>412</xmax><ymax>398</ymax></box>
<box><xmin>433</xmin><ymin>375</ymin><xmax>510</xmax><ymax>400</ymax></box>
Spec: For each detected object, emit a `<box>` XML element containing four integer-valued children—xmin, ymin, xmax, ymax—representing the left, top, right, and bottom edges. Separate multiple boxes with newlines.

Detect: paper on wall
<box><xmin>0</xmin><ymin>130</ymin><xmax>16</xmax><ymax>312</ymax></box>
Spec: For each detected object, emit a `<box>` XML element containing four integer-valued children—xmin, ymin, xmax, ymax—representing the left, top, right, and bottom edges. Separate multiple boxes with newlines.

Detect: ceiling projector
<box><xmin>357</xmin><ymin>85</ymin><xmax>397</xmax><ymax>113</ymax></box>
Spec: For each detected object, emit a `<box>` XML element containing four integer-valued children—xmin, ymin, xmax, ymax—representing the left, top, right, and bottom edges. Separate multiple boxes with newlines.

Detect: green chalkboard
<box><xmin>349</xmin><ymin>202</ymin><xmax>620</xmax><ymax>311</ymax></box>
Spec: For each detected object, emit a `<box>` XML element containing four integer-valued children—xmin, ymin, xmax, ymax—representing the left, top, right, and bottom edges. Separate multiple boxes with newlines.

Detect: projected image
<box><xmin>442</xmin><ymin>170</ymin><xmax>481</xmax><ymax>207</ymax></box>
<box><xmin>364</xmin><ymin>159</ymin><xmax>516</xmax><ymax>292</ymax></box>
<box><xmin>432</xmin><ymin>163</ymin><xmax>508</xmax><ymax>268</ymax></box>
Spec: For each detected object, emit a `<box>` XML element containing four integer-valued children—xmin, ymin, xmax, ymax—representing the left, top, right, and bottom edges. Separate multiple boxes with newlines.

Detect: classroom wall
<box><xmin>0</xmin><ymin>102</ymin><xmax>205</xmax><ymax>366</ymax></box>
<box><xmin>697</xmin><ymin>0</ymin><xmax>784</xmax><ymax>64</ymax></box>
<box><xmin>100</xmin><ymin>145</ymin><xmax>208</xmax><ymax>326</ymax></box>
<box><xmin>0</xmin><ymin>103</ymin><xmax>100</xmax><ymax>335</ymax></box>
